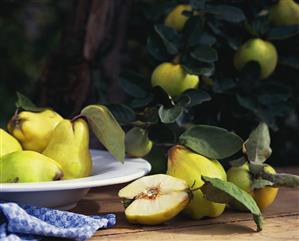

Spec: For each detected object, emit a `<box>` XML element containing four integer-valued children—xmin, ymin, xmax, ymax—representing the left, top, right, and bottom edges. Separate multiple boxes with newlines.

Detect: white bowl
<box><xmin>0</xmin><ymin>150</ymin><xmax>151</xmax><ymax>210</ymax></box>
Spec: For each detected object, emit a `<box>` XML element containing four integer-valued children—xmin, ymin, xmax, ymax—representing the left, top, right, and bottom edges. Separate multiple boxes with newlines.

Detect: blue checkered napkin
<box><xmin>0</xmin><ymin>202</ymin><xmax>116</xmax><ymax>241</ymax></box>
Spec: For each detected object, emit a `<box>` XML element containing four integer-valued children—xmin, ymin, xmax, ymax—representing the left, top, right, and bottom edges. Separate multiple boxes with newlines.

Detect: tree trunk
<box><xmin>39</xmin><ymin>0</ymin><xmax>130</xmax><ymax>117</ymax></box>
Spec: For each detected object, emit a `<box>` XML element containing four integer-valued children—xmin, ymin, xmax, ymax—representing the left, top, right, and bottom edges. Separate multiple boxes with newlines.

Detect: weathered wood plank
<box><xmin>72</xmin><ymin>167</ymin><xmax>299</xmax><ymax>240</ymax></box>
<box><xmin>91</xmin><ymin>216</ymin><xmax>299</xmax><ymax>241</ymax></box>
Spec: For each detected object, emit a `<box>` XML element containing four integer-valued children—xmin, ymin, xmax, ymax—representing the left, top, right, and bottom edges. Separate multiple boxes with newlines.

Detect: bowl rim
<box><xmin>0</xmin><ymin>149</ymin><xmax>151</xmax><ymax>192</ymax></box>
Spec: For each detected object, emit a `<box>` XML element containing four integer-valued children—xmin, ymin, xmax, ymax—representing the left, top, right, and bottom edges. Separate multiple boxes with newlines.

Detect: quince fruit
<box><xmin>269</xmin><ymin>0</ymin><xmax>299</xmax><ymax>26</ymax></box>
<box><xmin>151</xmin><ymin>62</ymin><xmax>199</xmax><ymax>97</ymax></box>
<box><xmin>0</xmin><ymin>129</ymin><xmax>22</xmax><ymax>157</ymax></box>
<box><xmin>165</xmin><ymin>4</ymin><xmax>192</xmax><ymax>31</ymax></box>
<box><xmin>125</xmin><ymin>127</ymin><xmax>153</xmax><ymax>158</ymax></box>
<box><xmin>118</xmin><ymin>174</ymin><xmax>191</xmax><ymax>225</ymax></box>
<box><xmin>234</xmin><ymin>38</ymin><xmax>278</xmax><ymax>79</ymax></box>
<box><xmin>227</xmin><ymin>162</ymin><xmax>279</xmax><ymax>210</ymax></box>
<box><xmin>7</xmin><ymin>109</ymin><xmax>63</xmax><ymax>152</ymax></box>
<box><xmin>167</xmin><ymin>145</ymin><xmax>227</xmax><ymax>219</ymax></box>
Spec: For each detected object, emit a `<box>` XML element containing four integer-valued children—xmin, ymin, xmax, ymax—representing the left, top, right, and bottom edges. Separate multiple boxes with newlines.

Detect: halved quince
<box><xmin>118</xmin><ymin>174</ymin><xmax>191</xmax><ymax>225</ymax></box>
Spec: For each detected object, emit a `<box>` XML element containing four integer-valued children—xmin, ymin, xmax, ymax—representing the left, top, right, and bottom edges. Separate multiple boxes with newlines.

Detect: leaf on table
<box><xmin>179</xmin><ymin>125</ymin><xmax>243</xmax><ymax>159</ymax></box>
<box><xmin>201</xmin><ymin>176</ymin><xmax>263</xmax><ymax>232</ymax></box>
<box><xmin>243</xmin><ymin>122</ymin><xmax>272</xmax><ymax>164</ymax></box>
<box><xmin>81</xmin><ymin>105</ymin><xmax>125</xmax><ymax>162</ymax></box>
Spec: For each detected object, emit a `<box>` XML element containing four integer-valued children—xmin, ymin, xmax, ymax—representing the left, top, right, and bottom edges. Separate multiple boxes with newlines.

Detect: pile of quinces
<box><xmin>119</xmin><ymin>123</ymin><xmax>299</xmax><ymax>231</ymax></box>
<box><xmin>0</xmin><ymin>97</ymin><xmax>125</xmax><ymax>183</ymax></box>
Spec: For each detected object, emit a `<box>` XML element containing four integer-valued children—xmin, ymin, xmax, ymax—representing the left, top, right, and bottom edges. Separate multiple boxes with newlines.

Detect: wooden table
<box><xmin>73</xmin><ymin>167</ymin><xmax>299</xmax><ymax>241</ymax></box>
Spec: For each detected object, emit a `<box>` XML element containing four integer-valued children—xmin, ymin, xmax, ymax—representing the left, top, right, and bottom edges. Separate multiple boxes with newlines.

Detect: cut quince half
<box><xmin>118</xmin><ymin>174</ymin><xmax>191</xmax><ymax>225</ymax></box>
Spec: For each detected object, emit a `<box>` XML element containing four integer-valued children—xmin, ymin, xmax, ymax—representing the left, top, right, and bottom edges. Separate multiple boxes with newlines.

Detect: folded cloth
<box><xmin>0</xmin><ymin>202</ymin><xmax>116</xmax><ymax>241</ymax></box>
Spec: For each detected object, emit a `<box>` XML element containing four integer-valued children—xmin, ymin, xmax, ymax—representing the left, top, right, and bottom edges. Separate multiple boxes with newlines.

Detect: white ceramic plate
<box><xmin>0</xmin><ymin>150</ymin><xmax>151</xmax><ymax>210</ymax></box>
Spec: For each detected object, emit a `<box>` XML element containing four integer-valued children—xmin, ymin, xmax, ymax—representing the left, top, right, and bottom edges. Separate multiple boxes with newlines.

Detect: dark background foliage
<box><xmin>0</xmin><ymin>0</ymin><xmax>298</xmax><ymax>168</ymax></box>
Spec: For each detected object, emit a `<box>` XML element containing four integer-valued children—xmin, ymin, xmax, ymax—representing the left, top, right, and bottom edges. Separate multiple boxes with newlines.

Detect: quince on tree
<box><xmin>164</xmin><ymin>4</ymin><xmax>192</xmax><ymax>31</ymax></box>
<box><xmin>151</xmin><ymin>62</ymin><xmax>199</xmax><ymax>97</ymax></box>
<box><xmin>234</xmin><ymin>38</ymin><xmax>278</xmax><ymax>79</ymax></box>
<box><xmin>269</xmin><ymin>0</ymin><xmax>299</xmax><ymax>26</ymax></box>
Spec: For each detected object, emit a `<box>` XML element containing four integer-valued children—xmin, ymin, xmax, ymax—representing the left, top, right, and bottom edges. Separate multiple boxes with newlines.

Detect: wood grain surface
<box><xmin>72</xmin><ymin>167</ymin><xmax>299</xmax><ymax>241</ymax></box>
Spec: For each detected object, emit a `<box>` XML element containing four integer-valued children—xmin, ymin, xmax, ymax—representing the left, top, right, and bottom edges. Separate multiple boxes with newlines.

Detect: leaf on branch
<box><xmin>181</xmin><ymin>89</ymin><xmax>211</xmax><ymax>107</ymax></box>
<box><xmin>205</xmin><ymin>5</ymin><xmax>246</xmax><ymax>23</ymax></box>
<box><xmin>190</xmin><ymin>46</ymin><xmax>218</xmax><ymax>63</ymax></box>
<box><xmin>158</xmin><ymin>104</ymin><xmax>184</xmax><ymax>124</ymax></box>
<box><xmin>179</xmin><ymin>125</ymin><xmax>243</xmax><ymax>159</ymax></box>
<box><xmin>120</xmin><ymin>71</ymin><xmax>149</xmax><ymax>98</ymax></box>
<box><xmin>251</xmin><ymin>178</ymin><xmax>274</xmax><ymax>191</ymax></box>
<box><xmin>107</xmin><ymin>104</ymin><xmax>136</xmax><ymax>124</ymax></box>
<box><xmin>81</xmin><ymin>105</ymin><xmax>125</xmax><ymax>162</ymax></box>
<box><xmin>243</xmin><ymin>122</ymin><xmax>272</xmax><ymax>164</ymax></box>
<box><xmin>266</xmin><ymin>25</ymin><xmax>299</xmax><ymax>40</ymax></box>
<box><xmin>154</xmin><ymin>24</ymin><xmax>181</xmax><ymax>55</ymax></box>
<box><xmin>15</xmin><ymin>92</ymin><xmax>46</xmax><ymax>112</ymax></box>
<box><xmin>261</xmin><ymin>172</ymin><xmax>299</xmax><ymax>188</ymax></box>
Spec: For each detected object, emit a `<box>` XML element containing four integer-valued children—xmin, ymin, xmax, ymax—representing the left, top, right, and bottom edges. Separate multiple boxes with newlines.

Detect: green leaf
<box><xmin>182</xmin><ymin>53</ymin><xmax>215</xmax><ymax>76</ymax></box>
<box><xmin>251</xmin><ymin>178</ymin><xmax>274</xmax><ymax>191</ymax></box>
<box><xmin>147</xmin><ymin>34</ymin><xmax>171</xmax><ymax>62</ymax></box>
<box><xmin>266</xmin><ymin>25</ymin><xmax>299</xmax><ymax>40</ymax></box>
<box><xmin>154</xmin><ymin>24</ymin><xmax>180</xmax><ymax>55</ymax></box>
<box><xmin>205</xmin><ymin>5</ymin><xmax>246</xmax><ymax>23</ymax></box>
<box><xmin>190</xmin><ymin>0</ymin><xmax>206</xmax><ymax>10</ymax></box>
<box><xmin>261</xmin><ymin>172</ymin><xmax>299</xmax><ymax>188</ymax></box>
<box><xmin>181</xmin><ymin>89</ymin><xmax>211</xmax><ymax>107</ymax></box>
<box><xmin>128</xmin><ymin>95</ymin><xmax>154</xmax><ymax>108</ymax></box>
<box><xmin>15</xmin><ymin>92</ymin><xmax>46</xmax><ymax>112</ymax></box>
<box><xmin>191</xmin><ymin>46</ymin><xmax>218</xmax><ymax>63</ymax></box>
<box><xmin>201</xmin><ymin>176</ymin><xmax>263</xmax><ymax>232</ymax></box>
<box><xmin>213</xmin><ymin>78</ymin><xmax>236</xmax><ymax>93</ymax></box>
<box><xmin>107</xmin><ymin>104</ymin><xmax>136</xmax><ymax>124</ymax></box>
<box><xmin>158</xmin><ymin>104</ymin><xmax>184</xmax><ymax>124</ymax></box>
<box><xmin>183</xmin><ymin>16</ymin><xmax>204</xmax><ymax>47</ymax></box>
<box><xmin>179</xmin><ymin>125</ymin><xmax>243</xmax><ymax>159</ymax></box>
<box><xmin>81</xmin><ymin>105</ymin><xmax>125</xmax><ymax>162</ymax></box>
<box><xmin>243</xmin><ymin>122</ymin><xmax>272</xmax><ymax>163</ymax></box>
<box><xmin>120</xmin><ymin>72</ymin><xmax>148</xmax><ymax>98</ymax></box>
